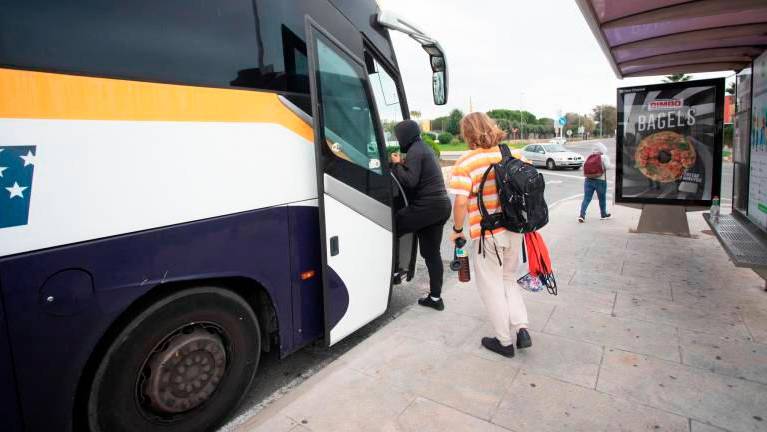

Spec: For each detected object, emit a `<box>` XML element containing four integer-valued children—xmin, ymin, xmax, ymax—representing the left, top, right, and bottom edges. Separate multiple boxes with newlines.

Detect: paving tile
<box><xmin>525</xmin><ymin>284</ymin><xmax>617</xmax><ymax>315</ymax></box>
<box><xmin>347</xmin><ymin>332</ymin><xmax>518</xmax><ymax>421</ymax></box>
<box><xmin>410</xmin><ymin>351</ymin><xmax>518</xmax><ymax>420</ymax></box>
<box><xmin>569</xmin><ymin>270</ymin><xmax>650</xmax><ymax>293</ymax></box>
<box><xmin>741</xmin><ymin>303</ymin><xmax>767</xmax><ymax>344</ymax></box>
<box><xmin>461</xmin><ymin>326</ymin><xmax>603</xmax><ymax>388</ymax></box>
<box><xmin>345</xmin><ymin>333</ymin><xmax>453</xmax><ymax>386</ymax></box>
<box><xmin>670</xmin><ymin>275</ymin><xmax>767</xmax><ymax>310</ymax></box>
<box><xmin>273</xmin><ymin>368</ymin><xmax>415</xmax><ymax>432</ymax></box>
<box><xmin>238</xmin><ymin>415</ymin><xmax>298</xmax><ymax>432</ymax></box>
<box><xmin>691</xmin><ymin>421</ymin><xmax>730</xmax><ymax>432</ymax></box>
<box><xmin>621</xmin><ymin>262</ymin><xmax>723</xmax><ymax>286</ymax></box>
<box><xmin>440</xmin><ymin>284</ymin><xmax>491</xmax><ymax>319</ymax></box>
<box><xmin>395</xmin><ymin>397</ymin><xmax>510</xmax><ymax>432</ymax></box>
<box><xmin>493</xmin><ymin>371</ymin><xmax>689</xmax><ymax>432</ymax></box>
<box><xmin>442</xmin><ymin>286</ymin><xmax>555</xmax><ymax>332</ymax></box>
<box><xmin>597</xmin><ymin>349</ymin><xmax>767</xmax><ymax>432</ymax></box>
<box><xmin>386</xmin><ymin>306</ymin><xmax>484</xmax><ymax>348</ymax></box>
<box><xmin>679</xmin><ymin>329</ymin><xmax>767</xmax><ymax>384</ymax></box>
<box><xmin>543</xmin><ymin>307</ymin><xmax>681</xmax><ymax>362</ymax></box>
<box><xmin>614</xmin><ymin>294</ymin><xmax>752</xmax><ymax>341</ymax></box>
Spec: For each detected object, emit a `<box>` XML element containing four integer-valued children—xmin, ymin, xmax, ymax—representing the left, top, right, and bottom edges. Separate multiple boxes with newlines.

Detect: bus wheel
<box><xmin>87</xmin><ymin>287</ymin><xmax>261</xmax><ymax>432</ymax></box>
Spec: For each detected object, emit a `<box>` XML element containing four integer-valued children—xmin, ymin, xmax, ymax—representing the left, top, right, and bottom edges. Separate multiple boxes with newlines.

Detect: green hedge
<box><xmin>438</xmin><ymin>132</ymin><xmax>454</xmax><ymax>144</ymax></box>
<box><xmin>386</xmin><ymin>133</ymin><xmax>441</xmax><ymax>158</ymax></box>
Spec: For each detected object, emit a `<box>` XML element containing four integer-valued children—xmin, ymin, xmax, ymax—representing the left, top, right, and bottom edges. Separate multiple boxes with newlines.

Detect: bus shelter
<box><xmin>576</xmin><ymin>0</ymin><xmax>767</xmax><ymax>283</ymax></box>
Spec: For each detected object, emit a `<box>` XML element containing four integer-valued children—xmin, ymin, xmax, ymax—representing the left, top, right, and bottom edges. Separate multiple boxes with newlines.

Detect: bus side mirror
<box><xmin>425</xmin><ymin>44</ymin><xmax>448</xmax><ymax>105</ymax></box>
<box><xmin>433</xmin><ymin>71</ymin><xmax>446</xmax><ymax>105</ymax></box>
<box><xmin>377</xmin><ymin>10</ymin><xmax>448</xmax><ymax>105</ymax></box>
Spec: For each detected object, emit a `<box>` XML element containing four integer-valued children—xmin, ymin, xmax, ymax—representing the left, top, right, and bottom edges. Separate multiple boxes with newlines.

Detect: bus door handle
<box><xmin>330</xmin><ymin>236</ymin><xmax>339</xmax><ymax>256</ymax></box>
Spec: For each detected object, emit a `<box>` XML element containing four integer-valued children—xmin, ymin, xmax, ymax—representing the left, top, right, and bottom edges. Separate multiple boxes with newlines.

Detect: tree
<box><xmin>564</xmin><ymin>113</ymin><xmax>595</xmax><ymax>136</ymax></box>
<box><xmin>664</xmin><ymin>73</ymin><xmax>691</xmax><ymax>83</ymax></box>
<box><xmin>487</xmin><ymin>109</ymin><xmax>537</xmax><ymax>125</ymax></box>
<box><xmin>431</xmin><ymin>116</ymin><xmax>448</xmax><ymax>131</ymax></box>
<box><xmin>409</xmin><ymin>110</ymin><xmax>422</xmax><ymax>119</ymax></box>
<box><xmin>446</xmin><ymin>109</ymin><xmax>464</xmax><ymax>136</ymax></box>
<box><xmin>591</xmin><ymin>105</ymin><xmax>617</xmax><ymax>137</ymax></box>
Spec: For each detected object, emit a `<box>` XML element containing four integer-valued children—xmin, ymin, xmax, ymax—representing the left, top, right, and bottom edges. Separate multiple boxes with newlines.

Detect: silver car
<box><xmin>523</xmin><ymin>143</ymin><xmax>584</xmax><ymax>170</ymax></box>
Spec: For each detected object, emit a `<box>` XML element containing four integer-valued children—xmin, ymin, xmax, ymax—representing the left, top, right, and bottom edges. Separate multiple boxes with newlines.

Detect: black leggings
<box><xmin>396</xmin><ymin>201</ymin><xmax>451</xmax><ymax>298</ymax></box>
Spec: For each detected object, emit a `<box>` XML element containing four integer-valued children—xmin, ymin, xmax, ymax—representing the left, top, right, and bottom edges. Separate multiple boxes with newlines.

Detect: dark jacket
<box><xmin>391</xmin><ymin>138</ymin><xmax>449</xmax><ymax>208</ymax></box>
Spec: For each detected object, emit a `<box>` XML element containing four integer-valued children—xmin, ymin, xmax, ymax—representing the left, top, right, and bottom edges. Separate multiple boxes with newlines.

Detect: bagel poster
<box><xmin>616</xmin><ymin>78</ymin><xmax>724</xmax><ymax>206</ymax></box>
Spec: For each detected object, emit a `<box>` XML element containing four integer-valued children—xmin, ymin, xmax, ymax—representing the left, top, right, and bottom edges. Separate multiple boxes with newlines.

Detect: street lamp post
<box><xmin>600</xmin><ymin>105</ymin><xmax>603</xmax><ymax>137</ymax></box>
<box><xmin>520</xmin><ymin>92</ymin><xmax>525</xmax><ymax>141</ymax></box>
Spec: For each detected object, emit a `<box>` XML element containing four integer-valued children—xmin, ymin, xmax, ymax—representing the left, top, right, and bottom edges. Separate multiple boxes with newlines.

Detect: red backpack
<box><xmin>583</xmin><ymin>153</ymin><xmax>605</xmax><ymax>179</ymax></box>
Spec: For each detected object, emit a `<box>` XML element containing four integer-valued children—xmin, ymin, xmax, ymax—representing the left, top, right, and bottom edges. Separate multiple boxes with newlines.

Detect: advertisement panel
<box><xmin>616</xmin><ymin>78</ymin><xmax>724</xmax><ymax>206</ymax></box>
<box><xmin>748</xmin><ymin>52</ymin><xmax>767</xmax><ymax>229</ymax></box>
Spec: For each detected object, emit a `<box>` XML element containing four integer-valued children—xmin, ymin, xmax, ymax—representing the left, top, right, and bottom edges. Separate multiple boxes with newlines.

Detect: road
<box><xmin>221</xmin><ymin>137</ymin><xmax>734</xmax><ymax>429</ymax></box>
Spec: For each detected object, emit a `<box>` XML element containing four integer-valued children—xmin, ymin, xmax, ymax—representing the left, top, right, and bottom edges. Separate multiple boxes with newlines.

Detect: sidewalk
<box><xmin>232</xmin><ymin>200</ymin><xmax>767</xmax><ymax>432</ymax></box>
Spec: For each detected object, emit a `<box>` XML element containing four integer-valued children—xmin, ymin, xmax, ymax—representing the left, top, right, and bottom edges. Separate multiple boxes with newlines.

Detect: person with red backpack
<box><xmin>579</xmin><ymin>142</ymin><xmax>612</xmax><ymax>223</ymax></box>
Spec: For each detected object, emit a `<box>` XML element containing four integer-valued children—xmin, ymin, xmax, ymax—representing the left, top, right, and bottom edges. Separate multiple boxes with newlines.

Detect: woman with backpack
<box><xmin>447</xmin><ymin>112</ymin><xmax>531</xmax><ymax>358</ymax></box>
<box><xmin>579</xmin><ymin>142</ymin><xmax>612</xmax><ymax>223</ymax></box>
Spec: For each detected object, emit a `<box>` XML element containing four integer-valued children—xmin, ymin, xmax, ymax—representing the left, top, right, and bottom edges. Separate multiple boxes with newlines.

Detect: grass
<box><xmin>438</xmin><ymin>140</ymin><xmax>527</xmax><ymax>152</ymax></box>
<box><xmin>437</xmin><ymin>141</ymin><xmax>469</xmax><ymax>151</ymax></box>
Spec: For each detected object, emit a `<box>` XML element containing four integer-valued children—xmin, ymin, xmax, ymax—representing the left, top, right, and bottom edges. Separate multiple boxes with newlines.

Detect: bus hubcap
<box><xmin>144</xmin><ymin>329</ymin><xmax>227</xmax><ymax>414</ymax></box>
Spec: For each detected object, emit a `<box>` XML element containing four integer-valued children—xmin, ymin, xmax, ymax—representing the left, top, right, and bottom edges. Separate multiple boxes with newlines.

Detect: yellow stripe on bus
<box><xmin>0</xmin><ymin>68</ymin><xmax>313</xmax><ymax>142</ymax></box>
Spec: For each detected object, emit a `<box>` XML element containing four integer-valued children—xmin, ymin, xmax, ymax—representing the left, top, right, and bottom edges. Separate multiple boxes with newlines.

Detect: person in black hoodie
<box><xmin>390</xmin><ymin>120</ymin><xmax>452</xmax><ymax>311</ymax></box>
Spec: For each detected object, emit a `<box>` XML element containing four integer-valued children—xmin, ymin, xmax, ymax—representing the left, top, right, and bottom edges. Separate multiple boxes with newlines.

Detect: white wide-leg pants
<box><xmin>473</xmin><ymin>230</ymin><xmax>529</xmax><ymax>346</ymax></box>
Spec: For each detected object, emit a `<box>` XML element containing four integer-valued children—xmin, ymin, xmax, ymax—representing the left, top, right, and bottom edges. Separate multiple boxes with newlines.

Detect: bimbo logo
<box><xmin>648</xmin><ymin>99</ymin><xmax>683</xmax><ymax>110</ymax></box>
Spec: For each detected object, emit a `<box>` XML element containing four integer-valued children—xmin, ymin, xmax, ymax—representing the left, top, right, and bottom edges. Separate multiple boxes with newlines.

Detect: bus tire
<box><xmin>87</xmin><ymin>287</ymin><xmax>260</xmax><ymax>432</ymax></box>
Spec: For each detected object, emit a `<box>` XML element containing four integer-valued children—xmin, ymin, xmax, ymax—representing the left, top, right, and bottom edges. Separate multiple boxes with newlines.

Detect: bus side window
<box><xmin>366</xmin><ymin>52</ymin><xmax>406</xmax><ymax>150</ymax></box>
<box><xmin>316</xmin><ymin>38</ymin><xmax>383</xmax><ymax>175</ymax></box>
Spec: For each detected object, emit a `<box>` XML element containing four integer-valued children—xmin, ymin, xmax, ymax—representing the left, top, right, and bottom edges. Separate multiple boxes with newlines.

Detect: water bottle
<box><xmin>455</xmin><ymin>237</ymin><xmax>471</xmax><ymax>283</ymax></box>
<box><xmin>710</xmin><ymin>196</ymin><xmax>720</xmax><ymax>222</ymax></box>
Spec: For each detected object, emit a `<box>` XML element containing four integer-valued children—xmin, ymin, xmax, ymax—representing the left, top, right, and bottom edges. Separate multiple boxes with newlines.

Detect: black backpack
<box><xmin>477</xmin><ymin>145</ymin><xmax>549</xmax><ymax>238</ymax></box>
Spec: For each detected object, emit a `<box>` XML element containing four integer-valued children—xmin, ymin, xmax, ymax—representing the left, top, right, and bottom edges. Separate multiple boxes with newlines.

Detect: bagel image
<box><xmin>634</xmin><ymin>131</ymin><xmax>696</xmax><ymax>183</ymax></box>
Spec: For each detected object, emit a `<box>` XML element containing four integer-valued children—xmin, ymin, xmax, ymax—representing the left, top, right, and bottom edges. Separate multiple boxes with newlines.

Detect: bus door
<box><xmin>306</xmin><ymin>19</ymin><xmax>411</xmax><ymax>346</ymax></box>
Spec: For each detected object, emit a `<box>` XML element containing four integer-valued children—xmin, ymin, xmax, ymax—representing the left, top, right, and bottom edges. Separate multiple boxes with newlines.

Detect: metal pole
<box><xmin>520</xmin><ymin>92</ymin><xmax>524</xmax><ymax>142</ymax></box>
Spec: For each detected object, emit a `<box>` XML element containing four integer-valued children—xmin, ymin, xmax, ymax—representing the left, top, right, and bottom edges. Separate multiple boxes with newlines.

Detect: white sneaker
<box><xmin>578</xmin><ymin>216</ymin><xmax>585</xmax><ymax>223</ymax></box>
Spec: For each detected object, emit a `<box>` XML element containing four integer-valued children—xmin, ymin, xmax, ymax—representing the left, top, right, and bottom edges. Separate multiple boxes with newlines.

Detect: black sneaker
<box><xmin>516</xmin><ymin>328</ymin><xmax>532</xmax><ymax>349</ymax></box>
<box><xmin>481</xmin><ymin>337</ymin><xmax>515</xmax><ymax>358</ymax></box>
<box><xmin>600</xmin><ymin>213</ymin><xmax>612</xmax><ymax>220</ymax></box>
<box><xmin>418</xmin><ymin>296</ymin><xmax>444</xmax><ymax>311</ymax></box>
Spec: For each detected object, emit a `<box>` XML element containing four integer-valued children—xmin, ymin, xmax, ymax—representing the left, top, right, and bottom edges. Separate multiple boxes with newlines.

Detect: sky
<box><xmin>377</xmin><ymin>0</ymin><xmax>733</xmax><ymax>121</ymax></box>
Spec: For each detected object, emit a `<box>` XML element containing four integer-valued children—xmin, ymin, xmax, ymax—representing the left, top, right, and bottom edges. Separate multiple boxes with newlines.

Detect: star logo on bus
<box><xmin>5</xmin><ymin>182</ymin><xmax>27</xmax><ymax>199</ymax></box>
<box><xmin>20</xmin><ymin>150</ymin><xmax>36</xmax><ymax>166</ymax></box>
<box><xmin>0</xmin><ymin>146</ymin><xmax>36</xmax><ymax>228</ymax></box>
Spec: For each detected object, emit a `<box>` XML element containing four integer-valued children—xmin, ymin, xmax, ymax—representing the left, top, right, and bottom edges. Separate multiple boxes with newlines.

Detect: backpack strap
<box><xmin>499</xmin><ymin>144</ymin><xmax>512</xmax><ymax>160</ymax></box>
<box><xmin>477</xmin><ymin>164</ymin><xmax>493</xmax><ymax>221</ymax></box>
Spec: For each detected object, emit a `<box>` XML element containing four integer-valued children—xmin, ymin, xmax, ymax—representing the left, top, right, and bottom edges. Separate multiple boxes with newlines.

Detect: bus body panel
<box><xmin>0</xmin><ymin>292</ymin><xmax>23</xmax><ymax>431</ymax></box>
<box><xmin>0</xmin><ymin>0</ymin><xmax>403</xmax><ymax>428</ymax></box>
<box><xmin>0</xmin><ymin>204</ymin><xmax>350</xmax><ymax>431</ymax></box>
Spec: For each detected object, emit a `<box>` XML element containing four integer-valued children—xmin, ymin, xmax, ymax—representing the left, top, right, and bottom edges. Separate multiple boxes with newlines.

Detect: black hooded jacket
<box><xmin>391</xmin><ymin>121</ymin><xmax>450</xmax><ymax>208</ymax></box>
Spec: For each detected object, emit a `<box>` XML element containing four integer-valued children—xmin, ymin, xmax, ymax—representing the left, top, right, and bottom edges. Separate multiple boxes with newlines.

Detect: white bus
<box><xmin>0</xmin><ymin>1</ymin><xmax>447</xmax><ymax>431</ymax></box>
